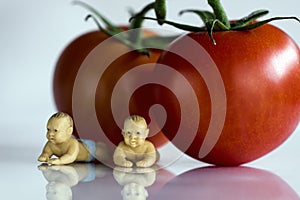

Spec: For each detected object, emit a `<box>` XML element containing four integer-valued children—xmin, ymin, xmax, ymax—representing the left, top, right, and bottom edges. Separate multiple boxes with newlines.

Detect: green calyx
<box><xmin>73</xmin><ymin>0</ymin><xmax>175</xmax><ymax>56</ymax></box>
<box><xmin>179</xmin><ymin>9</ymin><xmax>300</xmax><ymax>45</ymax></box>
<box><xmin>134</xmin><ymin>0</ymin><xmax>300</xmax><ymax>45</ymax></box>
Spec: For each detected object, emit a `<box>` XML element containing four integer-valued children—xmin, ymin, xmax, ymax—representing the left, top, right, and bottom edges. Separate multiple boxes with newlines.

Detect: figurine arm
<box><xmin>38</xmin><ymin>142</ymin><xmax>53</xmax><ymax>162</ymax></box>
<box><xmin>136</xmin><ymin>142</ymin><xmax>157</xmax><ymax>168</ymax></box>
<box><xmin>49</xmin><ymin>139</ymin><xmax>80</xmax><ymax>165</ymax></box>
<box><xmin>113</xmin><ymin>144</ymin><xmax>133</xmax><ymax>167</ymax></box>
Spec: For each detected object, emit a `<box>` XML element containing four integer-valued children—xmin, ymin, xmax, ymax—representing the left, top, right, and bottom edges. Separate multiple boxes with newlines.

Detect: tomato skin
<box><xmin>156</xmin><ymin>23</ymin><xmax>300</xmax><ymax>165</ymax></box>
<box><xmin>53</xmin><ymin>30</ymin><xmax>168</xmax><ymax>149</ymax></box>
<box><xmin>54</xmin><ymin>31</ymin><xmax>108</xmax><ymax>117</ymax></box>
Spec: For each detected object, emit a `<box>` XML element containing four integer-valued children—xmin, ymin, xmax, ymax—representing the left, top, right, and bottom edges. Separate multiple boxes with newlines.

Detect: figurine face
<box><xmin>122</xmin><ymin>120</ymin><xmax>149</xmax><ymax>148</ymax></box>
<box><xmin>46</xmin><ymin>117</ymin><xmax>72</xmax><ymax>144</ymax></box>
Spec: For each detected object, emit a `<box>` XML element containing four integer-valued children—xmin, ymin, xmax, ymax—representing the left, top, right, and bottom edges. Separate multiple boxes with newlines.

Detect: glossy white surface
<box><xmin>0</xmin><ymin>0</ymin><xmax>299</xmax><ymax>199</ymax></box>
<box><xmin>2</xmin><ymin>136</ymin><xmax>300</xmax><ymax>199</ymax></box>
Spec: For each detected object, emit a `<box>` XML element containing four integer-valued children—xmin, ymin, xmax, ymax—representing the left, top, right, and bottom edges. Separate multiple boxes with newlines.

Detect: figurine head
<box><xmin>46</xmin><ymin>112</ymin><xmax>73</xmax><ymax>144</ymax></box>
<box><xmin>122</xmin><ymin>115</ymin><xmax>149</xmax><ymax>148</ymax></box>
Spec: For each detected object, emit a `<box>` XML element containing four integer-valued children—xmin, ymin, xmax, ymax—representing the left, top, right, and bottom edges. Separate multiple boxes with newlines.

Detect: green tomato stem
<box><xmin>154</xmin><ymin>0</ymin><xmax>167</xmax><ymax>25</ymax></box>
<box><xmin>129</xmin><ymin>3</ymin><xmax>155</xmax><ymax>45</ymax></box>
<box><xmin>130</xmin><ymin>3</ymin><xmax>155</xmax><ymax>29</ymax></box>
<box><xmin>128</xmin><ymin>0</ymin><xmax>166</xmax><ymax>52</ymax></box>
<box><xmin>208</xmin><ymin>0</ymin><xmax>230</xmax><ymax>28</ymax></box>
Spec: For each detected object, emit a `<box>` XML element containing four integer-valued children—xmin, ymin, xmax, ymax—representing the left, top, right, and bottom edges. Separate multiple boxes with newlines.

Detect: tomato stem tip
<box><xmin>207</xmin><ymin>0</ymin><xmax>230</xmax><ymax>28</ymax></box>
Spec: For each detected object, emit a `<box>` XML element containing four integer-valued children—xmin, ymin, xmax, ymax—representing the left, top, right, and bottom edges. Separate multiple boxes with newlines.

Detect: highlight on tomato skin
<box><xmin>155</xmin><ymin>22</ymin><xmax>300</xmax><ymax>166</ymax></box>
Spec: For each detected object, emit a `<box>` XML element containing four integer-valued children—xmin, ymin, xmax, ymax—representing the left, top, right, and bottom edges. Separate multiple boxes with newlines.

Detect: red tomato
<box><xmin>53</xmin><ymin>29</ymin><xmax>169</xmax><ymax>151</ymax></box>
<box><xmin>154</xmin><ymin>23</ymin><xmax>300</xmax><ymax>165</ymax></box>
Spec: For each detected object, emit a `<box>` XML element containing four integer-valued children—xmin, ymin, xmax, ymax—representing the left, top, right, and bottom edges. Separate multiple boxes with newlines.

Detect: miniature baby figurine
<box><xmin>113</xmin><ymin>115</ymin><xmax>158</xmax><ymax>168</ymax></box>
<box><xmin>38</xmin><ymin>112</ymin><xmax>105</xmax><ymax>165</ymax></box>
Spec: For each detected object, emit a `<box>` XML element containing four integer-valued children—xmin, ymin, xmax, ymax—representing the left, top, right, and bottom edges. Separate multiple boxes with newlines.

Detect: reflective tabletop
<box><xmin>2</xmin><ymin>135</ymin><xmax>300</xmax><ymax>200</ymax></box>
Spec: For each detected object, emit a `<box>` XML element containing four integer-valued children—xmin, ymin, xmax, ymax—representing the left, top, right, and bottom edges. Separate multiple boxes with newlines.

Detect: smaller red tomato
<box><xmin>53</xmin><ymin>29</ymin><xmax>169</xmax><ymax>151</ymax></box>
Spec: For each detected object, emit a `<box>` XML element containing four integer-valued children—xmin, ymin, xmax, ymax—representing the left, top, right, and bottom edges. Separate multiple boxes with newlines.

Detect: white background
<box><xmin>0</xmin><ymin>0</ymin><xmax>299</xmax><ymax>199</ymax></box>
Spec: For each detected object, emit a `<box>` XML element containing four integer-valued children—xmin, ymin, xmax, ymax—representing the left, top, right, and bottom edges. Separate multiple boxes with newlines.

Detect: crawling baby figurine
<box><xmin>113</xmin><ymin>115</ymin><xmax>159</xmax><ymax>168</ymax></box>
<box><xmin>38</xmin><ymin>112</ymin><xmax>108</xmax><ymax>165</ymax></box>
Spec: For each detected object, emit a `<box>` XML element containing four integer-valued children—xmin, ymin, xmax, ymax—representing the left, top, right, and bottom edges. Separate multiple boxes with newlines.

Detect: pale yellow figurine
<box><xmin>38</xmin><ymin>112</ymin><xmax>108</xmax><ymax>165</ymax></box>
<box><xmin>113</xmin><ymin>115</ymin><xmax>158</xmax><ymax>168</ymax></box>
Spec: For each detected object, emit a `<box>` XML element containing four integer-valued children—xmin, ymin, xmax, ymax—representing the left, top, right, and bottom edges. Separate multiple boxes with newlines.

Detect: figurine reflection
<box><xmin>113</xmin><ymin>115</ymin><xmax>159</xmax><ymax>168</ymax></box>
<box><xmin>38</xmin><ymin>112</ymin><xmax>109</xmax><ymax>165</ymax></box>
<box><xmin>39</xmin><ymin>163</ymin><xmax>109</xmax><ymax>200</ymax></box>
<box><xmin>113</xmin><ymin>167</ymin><xmax>156</xmax><ymax>200</ymax></box>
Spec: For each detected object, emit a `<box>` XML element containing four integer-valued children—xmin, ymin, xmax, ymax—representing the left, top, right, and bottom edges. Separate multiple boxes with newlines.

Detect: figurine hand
<box><xmin>121</xmin><ymin>160</ymin><xmax>133</xmax><ymax>168</ymax></box>
<box><xmin>136</xmin><ymin>160</ymin><xmax>150</xmax><ymax>168</ymax></box>
<box><xmin>38</xmin><ymin>155</ymin><xmax>49</xmax><ymax>162</ymax></box>
<box><xmin>48</xmin><ymin>158</ymin><xmax>61</xmax><ymax>165</ymax></box>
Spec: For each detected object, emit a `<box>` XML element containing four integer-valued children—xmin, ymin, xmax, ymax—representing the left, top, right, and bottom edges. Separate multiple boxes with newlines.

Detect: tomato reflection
<box><xmin>154</xmin><ymin>166</ymin><xmax>299</xmax><ymax>200</ymax></box>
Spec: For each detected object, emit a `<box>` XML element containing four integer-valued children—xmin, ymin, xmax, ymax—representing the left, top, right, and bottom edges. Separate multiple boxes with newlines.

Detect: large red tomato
<box><xmin>53</xmin><ymin>29</ymin><xmax>169</xmax><ymax>151</ymax></box>
<box><xmin>154</xmin><ymin>23</ymin><xmax>300</xmax><ymax>166</ymax></box>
